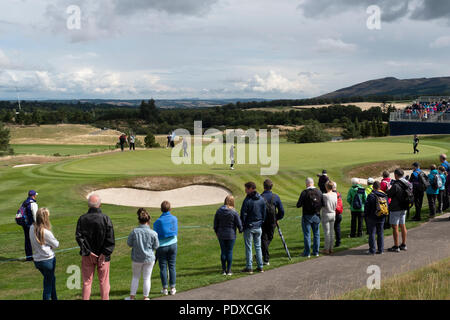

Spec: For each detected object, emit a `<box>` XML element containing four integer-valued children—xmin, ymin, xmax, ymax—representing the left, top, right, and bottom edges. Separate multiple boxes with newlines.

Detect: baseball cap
<box><xmin>322</xmin><ymin>169</ymin><xmax>327</xmax><ymax>174</ymax></box>
<box><xmin>28</xmin><ymin>190</ymin><xmax>38</xmax><ymax>196</ymax></box>
<box><xmin>367</xmin><ymin>178</ymin><xmax>375</xmax><ymax>184</ymax></box>
<box><xmin>412</xmin><ymin>162</ymin><xmax>420</xmax><ymax>168</ymax></box>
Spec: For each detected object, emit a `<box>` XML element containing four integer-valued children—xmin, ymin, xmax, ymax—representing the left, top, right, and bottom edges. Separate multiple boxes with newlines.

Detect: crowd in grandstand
<box><xmin>403</xmin><ymin>99</ymin><xmax>449</xmax><ymax>119</ymax></box>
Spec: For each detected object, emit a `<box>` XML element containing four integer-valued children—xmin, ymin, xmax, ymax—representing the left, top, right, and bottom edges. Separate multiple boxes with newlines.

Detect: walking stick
<box><xmin>276</xmin><ymin>221</ymin><xmax>291</xmax><ymax>260</ymax></box>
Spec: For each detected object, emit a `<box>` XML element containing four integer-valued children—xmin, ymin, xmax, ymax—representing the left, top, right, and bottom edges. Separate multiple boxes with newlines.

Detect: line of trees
<box><xmin>0</xmin><ymin>100</ymin><xmax>393</xmax><ymax>140</ymax></box>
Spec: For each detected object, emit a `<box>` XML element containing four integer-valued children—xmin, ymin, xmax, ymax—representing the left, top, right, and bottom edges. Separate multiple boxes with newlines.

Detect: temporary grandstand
<box><xmin>389</xmin><ymin>96</ymin><xmax>450</xmax><ymax>135</ymax></box>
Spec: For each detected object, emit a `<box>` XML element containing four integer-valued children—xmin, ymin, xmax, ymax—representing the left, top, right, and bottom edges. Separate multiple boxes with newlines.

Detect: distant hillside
<box><xmin>29</xmin><ymin>98</ymin><xmax>268</xmax><ymax>109</ymax></box>
<box><xmin>319</xmin><ymin>77</ymin><xmax>450</xmax><ymax>99</ymax></box>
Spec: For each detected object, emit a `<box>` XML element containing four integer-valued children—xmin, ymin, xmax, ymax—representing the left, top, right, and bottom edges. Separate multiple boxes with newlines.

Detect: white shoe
<box><xmin>170</xmin><ymin>287</ymin><xmax>177</xmax><ymax>295</ymax></box>
<box><xmin>144</xmin><ymin>297</ymin><xmax>150</xmax><ymax>300</ymax></box>
<box><xmin>227</xmin><ymin>272</ymin><xmax>233</xmax><ymax>276</ymax></box>
<box><xmin>124</xmin><ymin>296</ymin><xmax>134</xmax><ymax>300</ymax></box>
<box><xmin>161</xmin><ymin>288</ymin><xmax>168</xmax><ymax>296</ymax></box>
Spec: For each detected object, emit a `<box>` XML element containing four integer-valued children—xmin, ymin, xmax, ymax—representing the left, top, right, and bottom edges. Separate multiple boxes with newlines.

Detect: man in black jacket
<box><xmin>297</xmin><ymin>178</ymin><xmax>323</xmax><ymax>258</ymax></box>
<box><xmin>76</xmin><ymin>194</ymin><xmax>115</xmax><ymax>300</ymax></box>
<box><xmin>240</xmin><ymin>182</ymin><xmax>266</xmax><ymax>273</ymax></box>
<box><xmin>317</xmin><ymin>170</ymin><xmax>329</xmax><ymax>194</ymax></box>
<box><xmin>386</xmin><ymin>169</ymin><xmax>410</xmax><ymax>253</ymax></box>
<box><xmin>260</xmin><ymin>179</ymin><xmax>285</xmax><ymax>266</ymax></box>
<box><xmin>364</xmin><ymin>182</ymin><xmax>387</xmax><ymax>255</ymax></box>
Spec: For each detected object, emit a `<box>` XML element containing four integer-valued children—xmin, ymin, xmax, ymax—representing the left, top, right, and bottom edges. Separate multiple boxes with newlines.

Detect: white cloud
<box><xmin>0</xmin><ymin>49</ymin><xmax>10</xmax><ymax>68</ymax></box>
<box><xmin>0</xmin><ymin>67</ymin><xmax>180</xmax><ymax>97</ymax></box>
<box><xmin>430</xmin><ymin>36</ymin><xmax>450</xmax><ymax>48</ymax></box>
<box><xmin>315</xmin><ymin>38</ymin><xmax>357</xmax><ymax>53</ymax></box>
<box><xmin>236</xmin><ymin>70</ymin><xmax>317</xmax><ymax>94</ymax></box>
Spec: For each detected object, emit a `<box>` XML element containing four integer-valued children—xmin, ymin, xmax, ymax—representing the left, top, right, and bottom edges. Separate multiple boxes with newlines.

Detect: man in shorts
<box><xmin>386</xmin><ymin>169</ymin><xmax>410</xmax><ymax>252</ymax></box>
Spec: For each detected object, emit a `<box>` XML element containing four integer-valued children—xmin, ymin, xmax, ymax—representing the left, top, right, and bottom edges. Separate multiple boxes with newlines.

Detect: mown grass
<box><xmin>0</xmin><ymin>135</ymin><xmax>448</xmax><ymax>300</ymax></box>
<box><xmin>338</xmin><ymin>258</ymin><xmax>450</xmax><ymax>300</ymax></box>
<box><xmin>11</xmin><ymin>144</ymin><xmax>113</xmax><ymax>156</ymax></box>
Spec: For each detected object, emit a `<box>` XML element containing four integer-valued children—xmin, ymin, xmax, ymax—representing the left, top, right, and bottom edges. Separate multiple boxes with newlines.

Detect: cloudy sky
<box><xmin>0</xmin><ymin>0</ymin><xmax>449</xmax><ymax>100</ymax></box>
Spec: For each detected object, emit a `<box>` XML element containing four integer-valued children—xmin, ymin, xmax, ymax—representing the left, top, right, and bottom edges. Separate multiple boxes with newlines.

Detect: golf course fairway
<box><xmin>0</xmin><ymin>135</ymin><xmax>448</xmax><ymax>300</ymax></box>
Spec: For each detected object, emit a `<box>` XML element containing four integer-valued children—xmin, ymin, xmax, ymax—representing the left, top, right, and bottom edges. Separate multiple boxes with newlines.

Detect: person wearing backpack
<box><xmin>297</xmin><ymin>178</ymin><xmax>323</xmax><ymax>258</ymax></box>
<box><xmin>18</xmin><ymin>190</ymin><xmax>39</xmax><ymax>261</ymax></box>
<box><xmin>387</xmin><ymin>169</ymin><xmax>412</xmax><ymax>252</ymax></box>
<box><xmin>261</xmin><ymin>179</ymin><xmax>285</xmax><ymax>266</ymax></box>
<box><xmin>409</xmin><ymin>162</ymin><xmax>428</xmax><ymax>221</ymax></box>
<box><xmin>321</xmin><ymin>181</ymin><xmax>337</xmax><ymax>255</ymax></box>
<box><xmin>347</xmin><ymin>178</ymin><xmax>367</xmax><ymax>238</ymax></box>
<box><xmin>426</xmin><ymin>165</ymin><xmax>441</xmax><ymax>218</ymax></box>
<box><xmin>380</xmin><ymin>171</ymin><xmax>392</xmax><ymax>230</ymax></box>
<box><xmin>240</xmin><ymin>182</ymin><xmax>266</xmax><ymax>273</ymax></box>
<box><xmin>364</xmin><ymin>182</ymin><xmax>388</xmax><ymax>255</ymax></box>
<box><xmin>440</xmin><ymin>154</ymin><xmax>450</xmax><ymax>173</ymax></box>
<box><xmin>437</xmin><ymin>166</ymin><xmax>447</xmax><ymax>214</ymax></box>
<box><xmin>332</xmin><ymin>182</ymin><xmax>343</xmax><ymax>247</ymax></box>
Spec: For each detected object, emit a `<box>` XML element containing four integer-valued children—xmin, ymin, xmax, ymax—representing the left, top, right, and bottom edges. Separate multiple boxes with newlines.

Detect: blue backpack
<box><xmin>15</xmin><ymin>200</ymin><xmax>33</xmax><ymax>226</ymax></box>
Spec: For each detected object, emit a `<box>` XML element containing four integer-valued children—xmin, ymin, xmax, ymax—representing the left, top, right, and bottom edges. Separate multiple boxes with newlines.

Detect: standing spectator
<box><xmin>29</xmin><ymin>208</ymin><xmax>59</xmax><ymax>300</ymax></box>
<box><xmin>230</xmin><ymin>145</ymin><xmax>235</xmax><ymax>170</ymax></box>
<box><xmin>386</xmin><ymin>169</ymin><xmax>410</xmax><ymax>252</ymax></box>
<box><xmin>413</xmin><ymin>135</ymin><xmax>420</xmax><ymax>154</ymax></box>
<box><xmin>380</xmin><ymin>171</ymin><xmax>391</xmax><ymax>193</ymax></box>
<box><xmin>364</xmin><ymin>182</ymin><xmax>387</xmax><ymax>255</ymax></box>
<box><xmin>347</xmin><ymin>178</ymin><xmax>367</xmax><ymax>238</ymax></box>
<box><xmin>260</xmin><ymin>179</ymin><xmax>285</xmax><ymax>265</ymax></box>
<box><xmin>75</xmin><ymin>194</ymin><xmax>115</xmax><ymax>300</ymax></box>
<box><xmin>166</xmin><ymin>132</ymin><xmax>172</xmax><ymax>149</ymax></box>
<box><xmin>153</xmin><ymin>201</ymin><xmax>178</xmax><ymax>296</ymax></box>
<box><xmin>214</xmin><ymin>195</ymin><xmax>243</xmax><ymax>276</ymax></box>
<box><xmin>437</xmin><ymin>166</ymin><xmax>447</xmax><ymax>214</ymax></box>
<box><xmin>125</xmin><ymin>208</ymin><xmax>159</xmax><ymax>301</ymax></box>
<box><xmin>296</xmin><ymin>178</ymin><xmax>323</xmax><ymax>258</ymax></box>
<box><xmin>321</xmin><ymin>181</ymin><xmax>337</xmax><ymax>255</ymax></box>
<box><xmin>440</xmin><ymin>154</ymin><xmax>450</xmax><ymax>173</ymax></box>
<box><xmin>426</xmin><ymin>165</ymin><xmax>441</xmax><ymax>218</ymax></box>
<box><xmin>20</xmin><ymin>190</ymin><xmax>39</xmax><ymax>261</ymax></box>
<box><xmin>129</xmin><ymin>134</ymin><xmax>136</xmax><ymax>151</ymax></box>
<box><xmin>240</xmin><ymin>182</ymin><xmax>266</xmax><ymax>273</ymax></box>
<box><xmin>365</xmin><ymin>178</ymin><xmax>375</xmax><ymax>196</ymax></box>
<box><xmin>409</xmin><ymin>162</ymin><xmax>427</xmax><ymax>221</ymax></box>
<box><xmin>182</xmin><ymin>137</ymin><xmax>188</xmax><ymax>157</ymax></box>
<box><xmin>380</xmin><ymin>171</ymin><xmax>392</xmax><ymax>230</ymax></box>
<box><xmin>317</xmin><ymin>170</ymin><xmax>329</xmax><ymax>194</ymax></box>
<box><xmin>332</xmin><ymin>182</ymin><xmax>343</xmax><ymax>248</ymax></box>
<box><xmin>119</xmin><ymin>134</ymin><xmax>127</xmax><ymax>152</ymax></box>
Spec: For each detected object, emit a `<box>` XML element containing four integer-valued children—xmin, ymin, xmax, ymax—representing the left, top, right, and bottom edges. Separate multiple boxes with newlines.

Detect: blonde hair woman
<box><xmin>213</xmin><ymin>195</ymin><xmax>243</xmax><ymax>276</ymax></box>
<box><xmin>29</xmin><ymin>208</ymin><xmax>59</xmax><ymax>300</ymax></box>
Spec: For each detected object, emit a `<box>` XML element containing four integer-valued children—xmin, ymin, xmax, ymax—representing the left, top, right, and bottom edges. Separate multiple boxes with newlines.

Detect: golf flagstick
<box><xmin>276</xmin><ymin>221</ymin><xmax>291</xmax><ymax>260</ymax></box>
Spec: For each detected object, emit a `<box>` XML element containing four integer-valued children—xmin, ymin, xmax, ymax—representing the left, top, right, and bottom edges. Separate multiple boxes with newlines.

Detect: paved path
<box><xmin>160</xmin><ymin>213</ymin><xmax>450</xmax><ymax>300</ymax></box>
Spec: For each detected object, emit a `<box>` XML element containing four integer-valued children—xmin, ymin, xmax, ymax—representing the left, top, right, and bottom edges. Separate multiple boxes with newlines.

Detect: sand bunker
<box><xmin>87</xmin><ymin>185</ymin><xmax>231</xmax><ymax>208</ymax></box>
<box><xmin>13</xmin><ymin>164</ymin><xmax>39</xmax><ymax>168</ymax></box>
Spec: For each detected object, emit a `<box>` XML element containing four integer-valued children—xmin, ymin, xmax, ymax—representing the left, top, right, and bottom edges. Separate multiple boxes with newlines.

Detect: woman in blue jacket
<box><xmin>214</xmin><ymin>195</ymin><xmax>243</xmax><ymax>276</ymax></box>
<box><xmin>153</xmin><ymin>201</ymin><xmax>178</xmax><ymax>296</ymax></box>
<box><xmin>437</xmin><ymin>166</ymin><xmax>447</xmax><ymax>214</ymax></box>
<box><xmin>426</xmin><ymin>165</ymin><xmax>440</xmax><ymax>218</ymax></box>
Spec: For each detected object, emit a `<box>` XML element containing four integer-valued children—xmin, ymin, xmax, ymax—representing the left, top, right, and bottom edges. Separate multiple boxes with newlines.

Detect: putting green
<box><xmin>0</xmin><ymin>136</ymin><xmax>448</xmax><ymax>300</ymax></box>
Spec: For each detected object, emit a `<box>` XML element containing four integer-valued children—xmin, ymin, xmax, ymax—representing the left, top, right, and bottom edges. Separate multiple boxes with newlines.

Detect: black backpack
<box><xmin>263</xmin><ymin>195</ymin><xmax>277</xmax><ymax>227</ymax></box>
<box><xmin>304</xmin><ymin>189</ymin><xmax>322</xmax><ymax>214</ymax></box>
<box><xmin>398</xmin><ymin>180</ymin><xmax>414</xmax><ymax>210</ymax></box>
<box><xmin>418</xmin><ymin>171</ymin><xmax>430</xmax><ymax>191</ymax></box>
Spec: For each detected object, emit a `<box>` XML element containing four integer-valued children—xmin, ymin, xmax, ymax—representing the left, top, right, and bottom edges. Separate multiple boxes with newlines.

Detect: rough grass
<box><xmin>8</xmin><ymin>124</ymin><xmax>121</xmax><ymax>145</ymax></box>
<box><xmin>338</xmin><ymin>258</ymin><xmax>450</xmax><ymax>300</ymax></box>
